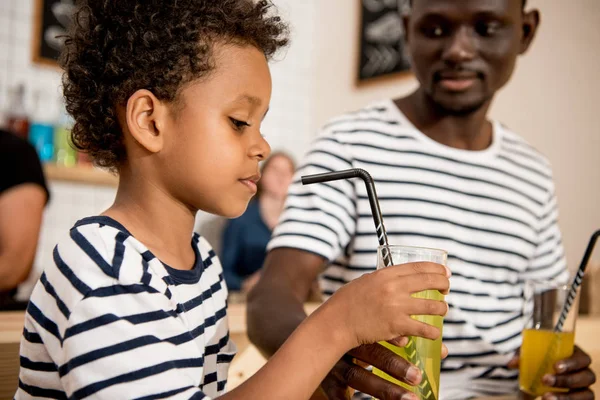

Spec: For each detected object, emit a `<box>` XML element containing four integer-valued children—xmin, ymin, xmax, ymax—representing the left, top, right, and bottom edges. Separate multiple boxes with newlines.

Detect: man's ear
<box><xmin>520</xmin><ymin>9</ymin><xmax>540</xmax><ymax>55</ymax></box>
<box><xmin>125</xmin><ymin>89</ymin><xmax>168</xmax><ymax>154</ymax></box>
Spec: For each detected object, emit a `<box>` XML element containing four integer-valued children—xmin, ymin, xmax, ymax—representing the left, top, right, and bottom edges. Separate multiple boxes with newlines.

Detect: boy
<box><xmin>15</xmin><ymin>1</ymin><xmax>450</xmax><ymax>399</ymax></box>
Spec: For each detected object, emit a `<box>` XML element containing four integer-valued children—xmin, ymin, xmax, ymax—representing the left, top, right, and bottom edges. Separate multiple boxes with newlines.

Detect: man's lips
<box><xmin>439</xmin><ymin>78</ymin><xmax>477</xmax><ymax>91</ymax></box>
<box><xmin>434</xmin><ymin>70</ymin><xmax>483</xmax><ymax>92</ymax></box>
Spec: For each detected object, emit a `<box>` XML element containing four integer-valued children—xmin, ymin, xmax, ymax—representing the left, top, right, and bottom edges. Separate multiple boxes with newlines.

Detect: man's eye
<box><xmin>422</xmin><ymin>24</ymin><xmax>446</xmax><ymax>38</ymax></box>
<box><xmin>475</xmin><ymin>21</ymin><xmax>501</xmax><ymax>37</ymax></box>
<box><xmin>230</xmin><ymin>118</ymin><xmax>250</xmax><ymax>130</ymax></box>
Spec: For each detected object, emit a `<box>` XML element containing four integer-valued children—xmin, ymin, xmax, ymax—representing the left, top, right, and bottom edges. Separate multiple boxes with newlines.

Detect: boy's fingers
<box><xmin>384</xmin><ymin>262</ymin><xmax>449</xmax><ymax>278</ymax></box>
<box><xmin>395</xmin><ymin>319</ymin><xmax>441</xmax><ymax>341</ymax></box>
<box><xmin>400</xmin><ymin>274</ymin><xmax>450</xmax><ymax>295</ymax></box>
<box><xmin>387</xmin><ymin>336</ymin><xmax>409</xmax><ymax>347</ymax></box>
<box><xmin>406</xmin><ymin>298</ymin><xmax>448</xmax><ymax>317</ymax></box>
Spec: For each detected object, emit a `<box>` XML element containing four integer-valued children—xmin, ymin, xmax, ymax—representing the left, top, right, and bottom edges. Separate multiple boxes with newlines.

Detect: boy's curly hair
<box><xmin>62</xmin><ymin>0</ymin><xmax>289</xmax><ymax>171</ymax></box>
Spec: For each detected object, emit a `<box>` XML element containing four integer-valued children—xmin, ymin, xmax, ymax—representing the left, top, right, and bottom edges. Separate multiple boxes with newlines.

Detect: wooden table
<box><xmin>2</xmin><ymin>307</ymin><xmax>599</xmax><ymax>398</ymax></box>
<box><xmin>0</xmin><ymin>311</ymin><xmax>25</xmax><ymax>400</ymax></box>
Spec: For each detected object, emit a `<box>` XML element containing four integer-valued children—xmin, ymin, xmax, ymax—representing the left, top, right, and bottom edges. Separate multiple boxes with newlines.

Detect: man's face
<box><xmin>406</xmin><ymin>0</ymin><xmax>537</xmax><ymax>115</ymax></box>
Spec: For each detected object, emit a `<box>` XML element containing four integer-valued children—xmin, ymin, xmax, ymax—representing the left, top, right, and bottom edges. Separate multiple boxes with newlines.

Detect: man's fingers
<box><xmin>543</xmin><ymin>369</ymin><xmax>597</xmax><ymax>389</ymax></box>
<box><xmin>349</xmin><ymin>343</ymin><xmax>421</xmax><ymax>385</ymax></box>
<box><xmin>312</xmin><ymin>363</ymin><xmax>353</xmax><ymax>400</ymax></box>
<box><xmin>542</xmin><ymin>389</ymin><xmax>595</xmax><ymax>400</ymax></box>
<box><xmin>333</xmin><ymin>358</ymin><xmax>418</xmax><ymax>400</ymax></box>
<box><xmin>554</xmin><ymin>346</ymin><xmax>592</xmax><ymax>374</ymax></box>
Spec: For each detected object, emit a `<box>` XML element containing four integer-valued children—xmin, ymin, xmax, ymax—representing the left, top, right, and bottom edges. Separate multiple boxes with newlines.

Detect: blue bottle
<box><xmin>29</xmin><ymin>122</ymin><xmax>55</xmax><ymax>162</ymax></box>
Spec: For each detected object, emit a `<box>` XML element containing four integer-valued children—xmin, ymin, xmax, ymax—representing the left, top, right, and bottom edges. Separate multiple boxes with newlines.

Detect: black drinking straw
<box><xmin>301</xmin><ymin>169</ymin><xmax>393</xmax><ymax>267</ymax></box>
<box><xmin>555</xmin><ymin>230</ymin><xmax>600</xmax><ymax>331</ymax></box>
<box><xmin>529</xmin><ymin>229</ymin><xmax>600</xmax><ymax>393</ymax></box>
<box><xmin>302</xmin><ymin>168</ymin><xmax>436</xmax><ymax>400</ymax></box>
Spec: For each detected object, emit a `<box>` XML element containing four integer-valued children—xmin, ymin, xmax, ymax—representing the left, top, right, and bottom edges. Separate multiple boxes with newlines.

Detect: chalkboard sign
<box><xmin>32</xmin><ymin>0</ymin><xmax>75</xmax><ymax>67</ymax></box>
<box><xmin>358</xmin><ymin>0</ymin><xmax>412</xmax><ymax>82</ymax></box>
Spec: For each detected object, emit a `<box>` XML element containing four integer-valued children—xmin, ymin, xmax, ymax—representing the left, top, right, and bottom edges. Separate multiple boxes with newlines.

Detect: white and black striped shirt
<box><xmin>268</xmin><ymin>100</ymin><xmax>568</xmax><ymax>400</ymax></box>
<box><xmin>16</xmin><ymin>216</ymin><xmax>235</xmax><ymax>399</ymax></box>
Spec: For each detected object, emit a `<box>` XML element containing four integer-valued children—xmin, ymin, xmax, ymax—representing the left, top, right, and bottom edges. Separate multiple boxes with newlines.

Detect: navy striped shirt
<box><xmin>16</xmin><ymin>216</ymin><xmax>235</xmax><ymax>399</ymax></box>
<box><xmin>268</xmin><ymin>100</ymin><xmax>569</xmax><ymax>400</ymax></box>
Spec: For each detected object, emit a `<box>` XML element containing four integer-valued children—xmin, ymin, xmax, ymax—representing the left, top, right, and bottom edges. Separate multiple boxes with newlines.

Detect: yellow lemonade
<box><xmin>373</xmin><ymin>289</ymin><xmax>444</xmax><ymax>400</ymax></box>
<box><xmin>519</xmin><ymin>329</ymin><xmax>575</xmax><ymax>397</ymax></box>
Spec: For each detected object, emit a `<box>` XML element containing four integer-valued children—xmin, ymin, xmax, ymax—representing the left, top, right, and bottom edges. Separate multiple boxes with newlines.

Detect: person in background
<box><xmin>221</xmin><ymin>151</ymin><xmax>295</xmax><ymax>293</ymax></box>
<box><xmin>0</xmin><ymin>128</ymin><xmax>48</xmax><ymax>309</ymax></box>
<box><xmin>247</xmin><ymin>0</ymin><xmax>596</xmax><ymax>399</ymax></box>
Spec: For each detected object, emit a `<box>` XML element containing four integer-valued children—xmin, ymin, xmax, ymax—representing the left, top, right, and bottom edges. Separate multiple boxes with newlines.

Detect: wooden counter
<box><xmin>1</xmin><ymin>306</ymin><xmax>599</xmax><ymax>398</ymax></box>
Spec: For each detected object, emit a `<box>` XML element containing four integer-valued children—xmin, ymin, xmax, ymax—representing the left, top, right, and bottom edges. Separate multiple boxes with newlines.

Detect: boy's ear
<box><xmin>125</xmin><ymin>89</ymin><xmax>167</xmax><ymax>153</ymax></box>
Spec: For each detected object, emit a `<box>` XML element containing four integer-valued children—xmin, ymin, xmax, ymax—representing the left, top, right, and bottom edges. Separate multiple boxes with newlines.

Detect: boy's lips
<box><xmin>239</xmin><ymin>173</ymin><xmax>260</xmax><ymax>193</ymax></box>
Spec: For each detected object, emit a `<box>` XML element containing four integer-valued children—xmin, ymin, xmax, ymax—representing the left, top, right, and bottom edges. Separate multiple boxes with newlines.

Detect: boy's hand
<box><xmin>330</xmin><ymin>261</ymin><xmax>450</xmax><ymax>349</ymax></box>
<box><xmin>509</xmin><ymin>346</ymin><xmax>596</xmax><ymax>400</ymax></box>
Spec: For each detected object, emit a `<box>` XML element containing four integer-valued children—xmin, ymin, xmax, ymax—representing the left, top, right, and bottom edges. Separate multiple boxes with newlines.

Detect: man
<box><xmin>247</xmin><ymin>0</ymin><xmax>596</xmax><ymax>399</ymax></box>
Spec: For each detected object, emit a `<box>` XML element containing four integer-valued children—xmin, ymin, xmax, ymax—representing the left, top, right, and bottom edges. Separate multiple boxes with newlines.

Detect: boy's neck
<box><xmin>103</xmin><ymin>167</ymin><xmax>197</xmax><ymax>271</ymax></box>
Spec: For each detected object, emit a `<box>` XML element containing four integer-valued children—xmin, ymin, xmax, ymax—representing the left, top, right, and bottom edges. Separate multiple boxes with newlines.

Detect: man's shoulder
<box><xmin>320</xmin><ymin>100</ymin><xmax>399</xmax><ymax>132</ymax></box>
<box><xmin>497</xmin><ymin>122</ymin><xmax>553</xmax><ymax>172</ymax></box>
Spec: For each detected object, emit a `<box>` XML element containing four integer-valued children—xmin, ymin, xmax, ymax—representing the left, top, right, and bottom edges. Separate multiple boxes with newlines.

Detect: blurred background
<box><xmin>0</xmin><ymin>0</ymin><xmax>597</xmax><ymax>299</ymax></box>
<box><xmin>0</xmin><ymin>0</ymin><xmax>600</xmax><ymax>296</ymax></box>
<box><xmin>0</xmin><ymin>0</ymin><xmax>599</xmax><ymax>397</ymax></box>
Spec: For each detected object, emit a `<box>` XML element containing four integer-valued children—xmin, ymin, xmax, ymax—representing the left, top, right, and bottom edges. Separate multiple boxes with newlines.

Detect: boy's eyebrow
<box><xmin>236</xmin><ymin>94</ymin><xmax>263</xmax><ymax>106</ymax></box>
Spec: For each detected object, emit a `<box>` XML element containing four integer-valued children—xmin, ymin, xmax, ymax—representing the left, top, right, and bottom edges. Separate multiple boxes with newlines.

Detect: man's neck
<box><xmin>103</xmin><ymin>166</ymin><xmax>197</xmax><ymax>270</ymax></box>
<box><xmin>395</xmin><ymin>89</ymin><xmax>494</xmax><ymax>151</ymax></box>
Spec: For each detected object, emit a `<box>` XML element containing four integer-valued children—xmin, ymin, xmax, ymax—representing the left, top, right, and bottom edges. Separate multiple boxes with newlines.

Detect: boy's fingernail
<box><xmin>406</xmin><ymin>366</ymin><xmax>421</xmax><ymax>384</ymax></box>
<box><xmin>402</xmin><ymin>393</ymin><xmax>417</xmax><ymax>400</ymax></box>
<box><xmin>445</xmin><ymin>266</ymin><xmax>452</xmax><ymax>277</ymax></box>
<box><xmin>542</xmin><ymin>374</ymin><xmax>556</xmax><ymax>386</ymax></box>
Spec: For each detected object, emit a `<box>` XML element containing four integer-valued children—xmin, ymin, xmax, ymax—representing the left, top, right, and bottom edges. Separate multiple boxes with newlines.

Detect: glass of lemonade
<box><xmin>373</xmin><ymin>245</ymin><xmax>447</xmax><ymax>400</ymax></box>
<box><xmin>519</xmin><ymin>280</ymin><xmax>579</xmax><ymax>397</ymax></box>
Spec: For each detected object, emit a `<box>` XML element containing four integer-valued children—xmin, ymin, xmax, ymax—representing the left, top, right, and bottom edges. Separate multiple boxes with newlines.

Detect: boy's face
<box><xmin>160</xmin><ymin>43</ymin><xmax>272</xmax><ymax>218</ymax></box>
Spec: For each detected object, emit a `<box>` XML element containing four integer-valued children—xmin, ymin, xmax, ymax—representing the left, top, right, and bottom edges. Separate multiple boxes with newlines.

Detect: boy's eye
<box><xmin>229</xmin><ymin>117</ymin><xmax>250</xmax><ymax>130</ymax></box>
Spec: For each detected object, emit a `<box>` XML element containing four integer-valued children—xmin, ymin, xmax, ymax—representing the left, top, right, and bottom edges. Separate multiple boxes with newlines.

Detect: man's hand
<box><xmin>310</xmin><ymin>341</ymin><xmax>449</xmax><ymax>400</ymax></box>
<box><xmin>241</xmin><ymin>272</ymin><xmax>261</xmax><ymax>294</ymax></box>
<box><xmin>509</xmin><ymin>345</ymin><xmax>596</xmax><ymax>400</ymax></box>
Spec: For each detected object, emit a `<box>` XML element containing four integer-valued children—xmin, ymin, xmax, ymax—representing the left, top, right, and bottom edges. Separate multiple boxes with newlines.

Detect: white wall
<box><xmin>309</xmin><ymin>0</ymin><xmax>600</xmax><ymax>273</ymax></box>
<box><xmin>0</xmin><ymin>0</ymin><xmax>318</xmax><ymax>297</ymax></box>
<box><xmin>2</xmin><ymin>0</ymin><xmax>599</xmax><ymax>295</ymax></box>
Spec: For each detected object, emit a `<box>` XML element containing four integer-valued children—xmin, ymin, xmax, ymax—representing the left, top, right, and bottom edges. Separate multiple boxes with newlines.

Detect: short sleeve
<box><xmin>268</xmin><ymin>131</ymin><xmax>358</xmax><ymax>262</ymax></box>
<box><xmin>0</xmin><ymin>130</ymin><xmax>49</xmax><ymax>202</ymax></box>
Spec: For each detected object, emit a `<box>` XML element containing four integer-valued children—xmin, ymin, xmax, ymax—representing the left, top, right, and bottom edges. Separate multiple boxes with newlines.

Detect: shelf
<box><xmin>44</xmin><ymin>164</ymin><xmax>118</xmax><ymax>187</ymax></box>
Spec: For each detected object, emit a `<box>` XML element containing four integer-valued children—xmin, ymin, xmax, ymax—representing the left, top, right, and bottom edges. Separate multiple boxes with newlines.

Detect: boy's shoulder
<box><xmin>44</xmin><ymin>216</ymin><xmax>157</xmax><ymax>300</ymax></box>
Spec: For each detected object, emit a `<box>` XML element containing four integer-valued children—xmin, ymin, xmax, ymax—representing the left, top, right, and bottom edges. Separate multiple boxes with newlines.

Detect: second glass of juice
<box><xmin>373</xmin><ymin>245</ymin><xmax>447</xmax><ymax>400</ymax></box>
<box><xmin>519</xmin><ymin>280</ymin><xmax>579</xmax><ymax>397</ymax></box>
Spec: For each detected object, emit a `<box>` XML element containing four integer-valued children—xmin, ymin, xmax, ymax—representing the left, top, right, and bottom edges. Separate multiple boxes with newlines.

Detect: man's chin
<box><xmin>431</xmin><ymin>96</ymin><xmax>490</xmax><ymax>116</ymax></box>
